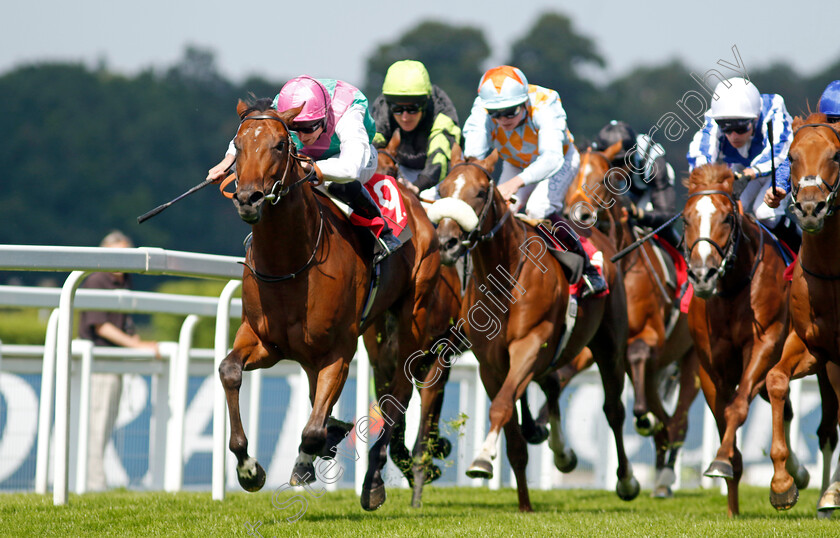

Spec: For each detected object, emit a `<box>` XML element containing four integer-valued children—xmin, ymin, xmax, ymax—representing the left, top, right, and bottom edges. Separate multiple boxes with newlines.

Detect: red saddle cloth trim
<box><xmin>363</xmin><ymin>174</ymin><xmax>408</xmax><ymax>237</ymax></box>
<box><xmin>348</xmin><ymin>213</ymin><xmax>385</xmax><ymax>238</ymax></box>
<box><xmin>680</xmin><ymin>284</ymin><xmax>693</xmax><ymax>314</ymax></box>
<box><xmin>652</xmin><ymin>235</ymin><xmax>688</xmax><ymax>300</ymax></box>
<box><xmin>784</xmin><ymin>253</ymin><xmax>797</xmax><ymax>282</ymax></box>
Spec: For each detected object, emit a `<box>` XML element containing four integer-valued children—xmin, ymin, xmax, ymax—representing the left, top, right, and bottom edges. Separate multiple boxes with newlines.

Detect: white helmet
<box><xmin>710</xmin><ymin>77</ymin><xmax>761</xmax><ymax>119</ymax></box>
<box><xmin>477</xmin><ymin>66</ymin><xmax>530</xmax><ymax>109</ymax></box>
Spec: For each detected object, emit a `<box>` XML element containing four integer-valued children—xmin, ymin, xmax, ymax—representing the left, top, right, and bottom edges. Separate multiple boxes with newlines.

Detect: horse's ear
<box><xmin>603</xmin><ymin>140</ymin><xmax>624</xmax><ymax>162</ymax></box>
<box><xmin>482</xmin><ymin>149</ymin><xmax>500</xmax><ymax>174</ymax></box>
<box><xmin>450</xmin><ymin>143</ymin><xmax>464</xmax><ymax>166</ymax></box>
<box><xmin>278</xmin><ymin>105</ymin><xmax>304</xmax><ymax>125</ymax></box>
<box><xmin>385</xmin><ymin>129</ymin><xmax>401</xmax><ymax>154</ymax></box>
<box><xmin>792</xmin><ymin>116</ymin><xmax>804</xmax><ymax>131</ymax></box>
<box><xmin>237</xmin><ymin>99</ymin><xmax>249</xmax><ymax>119</ymax></box>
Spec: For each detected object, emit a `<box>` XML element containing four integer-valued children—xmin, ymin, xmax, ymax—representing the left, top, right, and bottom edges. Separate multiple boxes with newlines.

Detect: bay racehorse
<box><xmin>430</xmin><ymin>149</ymin><xmax>639</xmax><ymax>512</ymax></box>
<box><xmin>366</xmin><ymin>133</ymin><xmax>464</xmax><ymax>506</ymax></box>
<box><xmin>218</xmin><ymin>99</ymin><xmax>442</xmax><ymax>511</ymax></box>
<box><xmin>767</xmin><ymin>114</ymin><xmax>840</xmax><ymax>513</ymax></box>
<box><xmin>683</xmin><ymin>163</ymin><xmax>809</xmax><ymax>516</ymax></box>
<box><xmin>566</xmin><ymin>144</ymin><xmax>699</xmax><ymax>498</ymax></box>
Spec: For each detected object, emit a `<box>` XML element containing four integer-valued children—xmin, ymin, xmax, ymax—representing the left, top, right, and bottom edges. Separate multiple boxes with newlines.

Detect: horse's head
<box><xmin>788</xmin><ymin>114</ymin><xmax>840</xmax><ymax>233</ymax></box>
<box><xmin>376</xmin><ymin>130</ymin><xmax>401</xmax><ymax>177</ymax></box>
<box><xmin>565</xmin><ymin>142</ymin><xmax>624</xmax><ymax>228</ymax></box>
<box><xmin>682</xmin><ymin>164</ymin><xmax>740</xmax><ymax>298</ymax></box>
<box><xmin>428</xmin><ymin>147</ymin><xmax>500</xmax><ymax>265</ymax></box>
<box><xmin>231</xmin><ymin>99</ymin><xmax>304</xmax><ymax>224</ymax></box>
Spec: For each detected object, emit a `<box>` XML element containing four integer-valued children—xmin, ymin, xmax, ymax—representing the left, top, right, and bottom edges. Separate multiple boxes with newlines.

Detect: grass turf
<box><xmin>0</xmin><ymin>486</ymin><xmax>837</xmax><ymax>537</ymax></box>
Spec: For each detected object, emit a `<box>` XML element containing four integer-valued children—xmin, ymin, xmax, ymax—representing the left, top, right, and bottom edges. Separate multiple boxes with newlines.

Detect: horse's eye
<box><xmin>833</xmin><ymin>151</ymin><xmax>840</xmax><ymax>163</ymax></box>
<box><xmin>477</xmin><ymin>189</ymin><xmax>489</xmax><ymax>200</ymax></box>
<box><xmin>274</xmin><ymin>140</ymin><xmax>286</xmax><ymax>151</ymax></box>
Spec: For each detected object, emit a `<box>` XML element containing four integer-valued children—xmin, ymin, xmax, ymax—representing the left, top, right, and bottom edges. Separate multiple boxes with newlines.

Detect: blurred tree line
<box><xmin>1</xmin><ymin>11</ymin><xmax>837</xmax><ymax>277</ymax></box>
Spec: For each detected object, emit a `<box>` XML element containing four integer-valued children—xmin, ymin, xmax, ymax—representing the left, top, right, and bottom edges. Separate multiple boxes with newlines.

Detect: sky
<box><xmin>2</xmin><ymin>0</ymin><xmax>838</xmax><ymax>89</ymax></box>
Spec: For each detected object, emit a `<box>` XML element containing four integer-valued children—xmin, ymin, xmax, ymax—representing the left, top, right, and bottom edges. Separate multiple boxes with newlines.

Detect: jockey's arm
<box><xmin>415</xmin><ymin>113</ymin><xmax>461</xmax><ymax>192</ymax></box>
<box><xmin>316</xmin><ymin>105</ymin><xmax>376</xmax><ymax>184</ymax></box>
<box><xmin>635</xmin><ymin>158</ymin><xmax>677</xmax><ymax>228</ymax></box>
<box><xmin>518</xmin><ymin>102</ymin><xmax>567</xmax><ymax>186</ymax></box>
<box><xmin>750</xmin><ymin>95</ymin><xmax>793</xmax><ymax>178</ymax></box>
<box><xmin>462</xmin><ymin>98</ymin><xmax>494</xmax><ymax>160</ymax></box>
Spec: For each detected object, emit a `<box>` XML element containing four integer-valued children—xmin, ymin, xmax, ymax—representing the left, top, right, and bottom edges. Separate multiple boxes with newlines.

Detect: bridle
<box><xmin>789</xmin><ymin>123</ymin><xmax>840</xmax><ymax>218</ymax></box>
<box><xmin>683</xmin><ymin>186</ymin><xmax>764</xmax><ymax>295</ymax></box>
<box><xmin>237</xmin><ymin>114</ymin><xmax>318</xmax><ymax>204</ymax></box>
<box><xmin>684</xmin><ymin>189</ymin><xmax>744</xmax><ymax>281</ymax></box>
<box><xmin>448</xmin><ymin>162</ymin><xmax>512</xmax><ymax>249</ymax></box>
<box><xmin>235</xmin><ymin>113</ymin><xmax>325</xmax><ymax>282</ymax></box>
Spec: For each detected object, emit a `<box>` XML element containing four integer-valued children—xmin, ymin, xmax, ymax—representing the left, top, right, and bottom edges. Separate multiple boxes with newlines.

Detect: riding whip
<box><xmin>767</xmin><ymin>120</ymin><xmax>779</xmax><ymax>197</ymax></box>
<box><xmin>610</xmin><ymin>211</ymin><xmax>683</xmax><ymax>262</ymax></box>
<box><xmin>137</xmin><ymin>178</ymin><xmax>216</xmax><ymax>223</ymax></box>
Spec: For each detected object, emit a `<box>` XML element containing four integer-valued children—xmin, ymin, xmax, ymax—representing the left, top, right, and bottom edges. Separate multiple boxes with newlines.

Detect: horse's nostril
<box><xmin>445</xmin><ymin>237</ymin><xmax>459</xmax><ymax>251</ymax></box>
<box><xmin>815</xmin><ymin>202</ymin><xmax>826</xmax><ymax>215</ymax></box>
<box><xmin>249</xmin><ymin>191</ymin><xmax>264</xmax><ymax>205</ymax></box>
<box><xmin>704</xmin><ymin>267</ymin><xmax>717</xmax><ymax>281</ymax></box>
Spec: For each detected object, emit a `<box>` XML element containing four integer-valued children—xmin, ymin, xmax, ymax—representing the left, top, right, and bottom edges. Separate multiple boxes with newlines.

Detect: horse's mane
<box><xmin>239</xmin><ymin>97</ymin><xmax>275</xmax><ymax>118</ymax></box>
<box><xmin>683</xmin><ymin>163</ymin><xmax>733</xmax><ymax>192</ymax></box>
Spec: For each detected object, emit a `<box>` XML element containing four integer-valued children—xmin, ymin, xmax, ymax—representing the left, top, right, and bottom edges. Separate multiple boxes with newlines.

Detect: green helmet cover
<box><xmin>382</xmin><ymin>60</ymin><xmax>432</xmax><ymax>98</ymax></box>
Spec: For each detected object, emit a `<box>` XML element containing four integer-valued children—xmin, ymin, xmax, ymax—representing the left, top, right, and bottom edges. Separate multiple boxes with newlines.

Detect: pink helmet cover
<box><xmin>275</xmin><ymin>75</ymin><xmax>331</xmax><ymax>122</ymax></box>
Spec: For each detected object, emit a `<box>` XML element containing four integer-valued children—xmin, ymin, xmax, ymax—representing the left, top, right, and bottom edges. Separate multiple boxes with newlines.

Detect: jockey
<box><xmin>371</xmin><ymin>60</ymin><xmax>461</xmax><ymax>198</ymax></box>
<box><xmin>686</xmin><ymin>77</ymin><xmax>795</xmax><ymax>238</ymax></box>
<box><xmin>818</xmin><ymin>80</ymin><xmax>840</xmax><ymax>123</ymax></box>
<box><xmin>592</xmin><ymin>120</ymin><xmax>680</xmax><ymax>247</ymax></box>
<box><xmin>462</xmin><ymin>65</ymin><xmax>606</xmax><ymax>298</ymax></box>
<box><xmin>208</xmin><ymin>75</ymin><xmax>401</xmax><ymax>258</ymax></box>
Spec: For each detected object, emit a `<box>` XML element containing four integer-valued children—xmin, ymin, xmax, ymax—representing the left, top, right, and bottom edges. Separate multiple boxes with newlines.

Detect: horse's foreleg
<box><xmin>768</xmin><ymin>332</ymin><xmax>818</xmax><ymax>511</ymax></box>
<box><xmin>219</xmin><ymin>325</ymin><xmax>272</xmax><ymax>492</ymax></box>
<box><xmin>539</xmin><ymin>370</ymin><xmax>577</xmax><ymax>473</ymax></box>
<box><xmin>465</xmin><ymin>360</ymin><xmax>505</xmax><ymax>480</ymax></box>
<box><xmin>410</xmin><ymin>354</ymin><xmax>451</xmax><ymax>507</ymax></box>
<box><xmin>627</xmin><ymin>330</ymin><xmax>659</xmax><ymax>437</ymax></box>
<box><xmin>503</xmin><ymin>412</ymin><xmax>533</xmax><ymax>512</ymax></box>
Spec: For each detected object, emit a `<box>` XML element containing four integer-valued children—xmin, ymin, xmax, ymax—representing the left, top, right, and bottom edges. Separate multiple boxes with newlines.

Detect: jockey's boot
<box><xmin>546</xmin><ymin>212</ymin><xmax>607</xmax><ymax>299</ymax></box>
<box><xmin>329</xmin><ymin>181</ymin><xmax>401</xmax><ymax>260</ymax></box>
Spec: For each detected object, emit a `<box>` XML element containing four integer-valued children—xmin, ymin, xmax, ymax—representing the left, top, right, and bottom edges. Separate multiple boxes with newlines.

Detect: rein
<box><xmin>790</xmin><ymin>123</ymin><xmax>840</xmax><ymax>217</ymax></box>
<box><xmin>236</xmin><ymin>113</ymin><xmax>325</xmax><ymax>282</ymax></box>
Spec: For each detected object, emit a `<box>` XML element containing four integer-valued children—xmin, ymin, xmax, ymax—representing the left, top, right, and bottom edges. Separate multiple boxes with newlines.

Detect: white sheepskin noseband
<box><xmin>427</xmin><ymin>197</ymin><xmax>479</xmax><ymax>232</ymax></box>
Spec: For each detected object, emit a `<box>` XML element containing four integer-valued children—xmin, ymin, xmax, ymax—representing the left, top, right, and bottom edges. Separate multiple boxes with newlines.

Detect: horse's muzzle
<box><xmin>791</xmin><ymin>198</ymin><xmax>828</xmax><ymax>233</ymax></box>
<box><xmin>233</xmin><ymin>189</ymin><xmax>266</xmax><ymax>224</ymax></box>
<box><xmin>687</xmin><ymin>264</ymin><xmax>718</xmax><ymax>298</ymax></box>
<box><xmin>437</xmin><ymin>220</ymin><xmax>466</xmax><ymax>266</ymax></box>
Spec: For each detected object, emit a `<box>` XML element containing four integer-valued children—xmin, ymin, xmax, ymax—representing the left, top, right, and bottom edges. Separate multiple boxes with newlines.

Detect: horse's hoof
<box><xmin>651</xmin><ymin>486</ymin><xmax>673</xmax><ymax>499</ymax></box>
<box><xmin>430</xmin><ymin>437</ymin><xmax>452</xmax><ymax>459</ymax></box>
<box><xmin>554</xmin><ymin>450</ymin><xmax>578</xmax><ymax>474</ymax></box>
<box><xmin>289</xmin><ymin>461</ymin><xmax>316</xmax><ymax>486</ymax></box>
<box><xmin>616</xmin><ymin>476</ymin><xmax>641</xmax><ymax>501</ymax></box>
<box><xmin>424</xmin><ymin>463</ymin><xmax>442</xmax><ymax>484</ymax></box>
<box><xmin>466</xmin><ymin>458</ymin><xmax>493</xmax><ymax>479</ymax></box>
<box><xmin>817</xmin><ymin>509</ymin><xmax>833</xmax><ymax>519</ymax></box>
<box><xmin>237</xmin><ymin>461</ymin><xmax>266</xmax><ymax>492</ymax></box>
<box><xmin>523</xmin><ymin>424</ymin><xmax>550</xmax><ymax>445</ymax></box>
<box><xmin>360</xmin><ymin>483</ymin><xmax>387</xmax><ymax>511</ymax></box>
<box><xmin>817</xmin><ymin>483</ymin><xmax>840</xmax><ymax>512</ymax></box>
<box><xmin>769</xmin><ymin>484</ymin><xmax>799</xmax><ymax>511</ymax></box>
<box><xmin>793</xmin><ymin>465</ymin><xmax>810</xmax><ymax>490</ymax></box>
<box><xmin>634</xmin><ymin>413</ymin><xmax>658</xmax><ymax>437</ymax></box>
<box><xmin>703</xmin><ymin>460</ymin><xmax>734</xmax><ymax>479</ymax></box>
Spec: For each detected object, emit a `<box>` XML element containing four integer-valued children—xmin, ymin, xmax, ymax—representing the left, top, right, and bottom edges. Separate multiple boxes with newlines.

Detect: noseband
<box><xmin>790</xmin><ymin>123</ymin><xmax>840</xmax><ymax>217</ymax></box>
<box><xmin>238</xmin><ymin>114</ymin><xmax>318</xmax><ymax>204</ymax></box>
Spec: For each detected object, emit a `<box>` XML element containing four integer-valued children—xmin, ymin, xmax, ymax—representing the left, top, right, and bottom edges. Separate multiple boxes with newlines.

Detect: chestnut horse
<box><xmin>683</xmin><ymin>163</ymin><xmax>809</xmax><ymax>516</ymax></box>
<box><xmin>566</xmin><ymin>144</ymin><xmax>699</xmax><ymax>498</ymax></box>
<box><xmin>219</xmin><ymin>99</ymin><xmax>441</xmax><ymax>511</ymax></box>
<box><xmin>431</xmin><ymin>150</ymin><xmax>639</xmax><ymax>512</ymax></box>
<box><xmin>767</xmin><ymin>114</ymin><xmax>840</xmax><ymax>513</ymax></box>
<box><xmin>365</xmin><ymin>133</ymin><xmax>464</xmax><ymax>506</ymax></box>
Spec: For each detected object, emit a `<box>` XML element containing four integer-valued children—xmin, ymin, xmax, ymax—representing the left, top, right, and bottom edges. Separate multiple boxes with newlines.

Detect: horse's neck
<box><xmin>472</xmin><ymin>201</ymin><xmax>524</xmax><ymax>284</ymax></box>
<box><xmin>250</xmin><ymin>184</ymin><xmax>323</xmax><ymax>272</ymax></box>
<box><xmin>800</xmin><ymin>212</ymin><xmax>840</xmax><ymax>272</ymax></box>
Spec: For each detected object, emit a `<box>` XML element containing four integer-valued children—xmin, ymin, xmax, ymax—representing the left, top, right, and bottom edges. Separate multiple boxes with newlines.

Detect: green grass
<box><xmin>0</xmin><ymin>486</ymin><xmax>837</xmax><ymax>537</ymax></box>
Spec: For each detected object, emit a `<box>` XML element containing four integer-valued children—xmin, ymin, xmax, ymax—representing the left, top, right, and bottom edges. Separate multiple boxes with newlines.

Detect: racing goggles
<box><xmin>291</xmin><ymin>120</ymin><xmax>324</xmax><ymax>134</ymax></box>
<box><xmin>488</xmin><ymin>105</ymin><xmax>523</xmax><ymax>120</ymax></box>
<box><xmin>717</xmin><ymin>119</ymin><xmax>754</xmax><ymax>135</ymax></box>
<box><xmin>389</xmin><ymin>103</ymin><xmax>423</xmax><ymax>115</ymax></box>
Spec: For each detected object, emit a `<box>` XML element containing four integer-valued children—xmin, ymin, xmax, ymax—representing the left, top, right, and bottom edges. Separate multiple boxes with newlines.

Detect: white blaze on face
<box><xmin>582</xmin><ymin>162</ymin><xmax>593</xmax><ymax>181</ymax></box>
<box><xmin>451</xmin><ymin>173</ymin><xmax>467</xmax><ymax>199</ymax></box>
<box><xmin>695</xmin><ymin>197</ymin><xmax>716</xmax><ymax>265</ymax></box>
